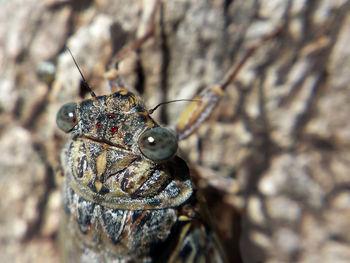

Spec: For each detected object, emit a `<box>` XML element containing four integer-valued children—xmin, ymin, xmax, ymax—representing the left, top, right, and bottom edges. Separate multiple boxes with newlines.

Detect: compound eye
<box><xmin>56</xmin><ymin>102</ymin><xmax>78</xmax><ymax>132</ymax></box>
<box><xmin>138</xmin><ymin>127</ymin><xmax>178</xmax><ymax>163</ymax></box>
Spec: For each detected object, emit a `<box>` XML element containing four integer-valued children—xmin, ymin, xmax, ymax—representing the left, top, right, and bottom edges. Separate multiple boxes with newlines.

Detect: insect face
<box><xmin>58</xmin><ymin>88</ymin><xmax>192</xmax><ymax>212</ymax></box>
<box><xmin>57</xmin><ymin>89</ymin><xmax>153</xmax><ymax>149</ymax></box>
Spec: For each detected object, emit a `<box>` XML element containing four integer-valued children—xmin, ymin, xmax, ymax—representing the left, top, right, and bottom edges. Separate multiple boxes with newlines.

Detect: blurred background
<box><xmin>0</xmin><ymin>0</ymin><xmax>350</xmax><ymax>262</ymax></box>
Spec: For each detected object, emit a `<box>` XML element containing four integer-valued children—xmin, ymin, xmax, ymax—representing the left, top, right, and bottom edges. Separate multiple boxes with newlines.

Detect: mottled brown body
<box><xmin>58</xmin><ymin>89</ymin><xmax>223</xmax><ymax>262</ymax></box>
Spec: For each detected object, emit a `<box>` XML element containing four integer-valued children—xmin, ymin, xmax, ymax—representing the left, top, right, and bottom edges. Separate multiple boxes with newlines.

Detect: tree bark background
<box><xmin>0</xmin><ymin>0</ymin><xmax>349</xmax><ymax>262</ymax></box>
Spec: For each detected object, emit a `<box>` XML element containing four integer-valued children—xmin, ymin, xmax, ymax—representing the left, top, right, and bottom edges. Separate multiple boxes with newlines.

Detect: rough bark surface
<box><xmin>1</xmin><ymin>0</ymin><xmax>349</xmax><ymax>262</ymax></box>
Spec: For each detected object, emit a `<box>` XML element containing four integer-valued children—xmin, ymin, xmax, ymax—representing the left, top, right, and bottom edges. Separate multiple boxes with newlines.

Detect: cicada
<box><xmin>56</xmin><ymin>81</ymin><xmax>226</xmax><ymax>262</ymax></box>
<box><xmin>56</xmin><ymin>23</ymin><xmax>278</xmax><ymax>261</ymax></box>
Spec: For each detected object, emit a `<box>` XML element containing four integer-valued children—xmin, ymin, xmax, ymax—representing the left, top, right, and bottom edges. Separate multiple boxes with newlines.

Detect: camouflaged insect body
<box><xmin>59</xmin><ymin>89</ymin><xmax>220</xmax><ymax>262</ymax></box>
<box><xmin>61</xmin><ymin>90</ymin><xmax>192</xmax><ymax>209</ymax></box>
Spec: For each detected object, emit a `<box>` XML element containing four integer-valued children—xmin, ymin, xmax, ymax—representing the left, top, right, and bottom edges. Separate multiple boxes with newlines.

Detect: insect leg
<box><xmin>105</xmin><ymin>0</ymin><xmax>161</xmax><ymax>92</ymax></box>
<box><xmin>175</xmin><ymin>29</ymin><xmax>281</xmax><ymax>141</ymax></box>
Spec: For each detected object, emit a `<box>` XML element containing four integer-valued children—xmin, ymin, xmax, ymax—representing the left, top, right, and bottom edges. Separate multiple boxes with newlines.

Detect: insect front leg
<box><xmin>105</xmin><ymin>0</ymin><xmax>161</xmax><ymax>93</ymax></box>
<box><xmin>175</xmin><ymin>29</ymin><xmax>281</xmax><ymax>141</ymax></box>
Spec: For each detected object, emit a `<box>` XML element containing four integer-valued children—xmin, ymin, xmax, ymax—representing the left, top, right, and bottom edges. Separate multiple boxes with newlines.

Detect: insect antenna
<box><xmin>66</xmin><ymin>47</ymin><xmax>97</xmax><ymax>98</ymax></box>
<box><xmin>149</xmin><ymin>99</ymin><xmax>200</xmax><ymax>114</ymax></box>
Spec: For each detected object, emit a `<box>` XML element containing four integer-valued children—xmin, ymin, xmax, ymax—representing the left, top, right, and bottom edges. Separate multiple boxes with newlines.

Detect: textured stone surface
<box><xmin>1</xmin><ymin>0</ymin><xmax>349</xmax><ymax>262</ymax></box>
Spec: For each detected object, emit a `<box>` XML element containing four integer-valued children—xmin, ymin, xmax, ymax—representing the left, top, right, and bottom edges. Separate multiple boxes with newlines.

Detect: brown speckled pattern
<box><xmin>60</xmin><ymin>89</ymin><xmax>223</xmax><ymax>262</ymax></box>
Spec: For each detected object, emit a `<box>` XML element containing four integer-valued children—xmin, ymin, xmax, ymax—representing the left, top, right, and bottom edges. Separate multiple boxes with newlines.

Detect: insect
<box><xmin>56</xmin><ymin>14</ymin><xmax>279</xmax><ymax>262</ymax></box>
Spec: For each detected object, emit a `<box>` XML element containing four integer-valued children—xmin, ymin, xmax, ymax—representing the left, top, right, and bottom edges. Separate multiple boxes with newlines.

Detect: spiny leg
<box><xmin>175</xmin><ymin>29</ymin><xmax>281</xmax><ymax>141</ymax></box>
<box><xmin>105</xmin><ymin>0</ymin><xmax>161</xmax><ymax>92</ymax></box>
